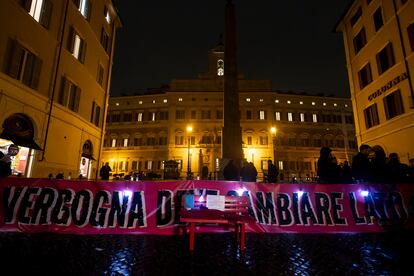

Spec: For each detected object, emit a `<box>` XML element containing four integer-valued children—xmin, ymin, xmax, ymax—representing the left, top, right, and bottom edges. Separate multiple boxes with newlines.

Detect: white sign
<box><xmin>206</xmin><ymin>195</ymin><xmax>225</xmax><ymax>211</ymax></box>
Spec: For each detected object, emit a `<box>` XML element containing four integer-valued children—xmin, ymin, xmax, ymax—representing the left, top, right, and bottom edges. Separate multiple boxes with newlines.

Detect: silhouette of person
<box><xmin>352</xmin><ymin>144</ymin><xmax>372</xmax><ymax>183</ymax></box>
<box><xmin>317</xmin><ymin>147</ymin><xmax>340</xmax><ymax>183</ymax></box>
<box><xmin>241</xmin><ymin>162</ymin><xmax>257</xmax><ymax>182</ymax></box>
<box><xmin>223</xmin><ymin>160</ymin><xmax>239</xmax><ymax>181</ymax></box>
<box><xmin>267</xmin><ymin>160</ymin><xmax>279</xmax><ymax>183</ymax></box>
<box><xmin>100</xmin><ymin>162</ymin><xmax>112</xmax><ymax>180</ymax></box>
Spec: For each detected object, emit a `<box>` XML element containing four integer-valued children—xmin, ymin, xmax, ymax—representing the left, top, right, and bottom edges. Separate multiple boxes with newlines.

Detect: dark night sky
<box><xmin>110</xmin><ymin>0</ymin><xmax>352</xmax><ymax>98</ymax></box>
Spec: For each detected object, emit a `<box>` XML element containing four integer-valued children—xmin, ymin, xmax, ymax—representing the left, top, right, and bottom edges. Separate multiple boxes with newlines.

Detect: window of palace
<box><xmin>350</xmin><ymin>7</ymin><xmax>362</xmax><ymax>26</ymax></box>
<box><xmin>68</xmin><ymin>27</ymin><xmax>86</xmax><ymax>63</ymax></box>
<box><xmin>275</xmin><ymin>112</ymin><xmax>281</xmax><ymax>121</ymax></box>
<box><xmin>384</xmin><ymin>90</ymin><xmax>404</xmax><ymax>120</ymax></box>
<box><xmin>376</xmin><ymin>43</ymin><xmax>395</xmax><ymax>75</ymax></box>
<box><xmin>22</xmin><ymin>0</ymin><xmax>53</xmax><ymax>28</ymax></box>
<box><xmin>364</xmin><ymin>104</ymin><xmax>380</xmax><ymax>129</ymax></box>
<box><xmin>407</xmin><ymin>23</ymin><xmax>414</xmax><ymax>52</ymax></box>
<box><xmin>58</xmin><ymin>77</ymin><xmax>81</xmax><ymax>112</ymax></box>
<box><xmin>358</xmin><ymin>62</ymin><xmax>372</xmax><ymax>89</ymax></box>
<box><xmin>353</xmin><ymin>27</ymin><xmax>367</xmax><ymax>54</ymax></box>
<box><xmin>4</xmin><ymin>39</ymin><xmax>42</xmax><ymax>90</ymax></box>
<box><xmin>373</xmin><ymin>7</ymin><xmax>384</xmax><ymax>32</ymax></box>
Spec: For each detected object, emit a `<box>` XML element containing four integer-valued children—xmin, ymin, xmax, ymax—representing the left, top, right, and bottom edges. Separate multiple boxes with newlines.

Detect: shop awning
<box><xmin>82</xmin><ymin>153</ymin><xmax>96</xmax><ymax>161</ymax></box>
<box><xmin>0</xmin><ymin>133</ymin><xmax>43</xmax><ymax>150</ymax></box>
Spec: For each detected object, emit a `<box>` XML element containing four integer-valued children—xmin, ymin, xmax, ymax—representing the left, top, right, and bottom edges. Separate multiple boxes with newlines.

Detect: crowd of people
<box><xmin>222</xmin><ymin>159</ymin><xmax>279</xmax><ymax>183</ymax></box>
<box><xmin>317</xmin><ymin>144</ymin><xmax>414</xmax><ymax>184</ymax></box>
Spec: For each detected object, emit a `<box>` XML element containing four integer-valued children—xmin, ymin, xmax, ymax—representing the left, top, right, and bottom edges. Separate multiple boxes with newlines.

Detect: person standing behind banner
<box><xmin>408</xmin><ymin>158</ymin><xmax>414</xmax><ymax>183</ymax></box>
<box><xmin>240</xmin><ymin>162</ymin><xmax>257</xmax><ymax>182</ymax></box>
<box><xmin>223</xmin><ymin>160</ymin><xmax>239</xmax><ymax>181</ymax></box>
<box><xmin>0</xmin><ymin>144</ymin><xmax>19</xmax><ymax>178</ymax></box>
<box><xmin>100</xmin><ymin>162</ymin><xmax>112</xmax><ymax>180</ymax></box>
<box><xmin>317</xmin><ymin>147</ymin><xmax>339</xmax><ymax>183</ymax></box>
<box><xmin>267</xmin><ymin>160</ymin><xmax>279</xmax><ymax>183</ymax></box>
<box><xmin>352</xmin><ymin>144</ymin><xmax>372</xmax><ymax>183</ymax></box>
<box><xmin>0</xmin><ymin>151</ymin><xmax>12</xmax><ymax>178</ymax></box>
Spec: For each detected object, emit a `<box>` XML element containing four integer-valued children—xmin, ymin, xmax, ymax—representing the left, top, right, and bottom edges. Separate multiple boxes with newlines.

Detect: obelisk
<box><xmin>222</xmin><ymin>0</ymin><xmax>243</xmax><ymax>168</ymax></box>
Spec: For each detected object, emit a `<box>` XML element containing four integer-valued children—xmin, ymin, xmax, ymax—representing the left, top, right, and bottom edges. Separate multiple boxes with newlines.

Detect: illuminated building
<box><xmin>102</xmin><ymin>45</ymin><xmax>356</xmax><ymax>180</ymax></box>
<box><xmin>335</xmin><ymin>0</ymin><xmax>414</xmax><ymax>163</ymax></box>
<box><xmin>0</xmin><ymin>0</ymin><xmax>121</xmax><ymax>178</ymax></box>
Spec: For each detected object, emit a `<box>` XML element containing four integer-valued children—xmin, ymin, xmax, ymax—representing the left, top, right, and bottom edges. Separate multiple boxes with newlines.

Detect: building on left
<box><xmin>0</xmin><ymin>0</ymin><xmax>121</xmax><ymax>178</ymax></box>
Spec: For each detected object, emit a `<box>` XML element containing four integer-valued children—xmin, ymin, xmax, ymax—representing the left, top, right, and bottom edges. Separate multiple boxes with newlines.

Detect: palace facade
<box><xmin>336</xmin><ymin>0</ymin><xmax>414</xmax><ymax>163</ymax></box>
<box><xmin>0</xmin><ymin>0</ymin><xmax>121</xmax><ymax>178</ymax></box>
<box><xmin>103</xmin><ymin>45</ymin><xmax>357</xmax><ymax>180</ymax></box>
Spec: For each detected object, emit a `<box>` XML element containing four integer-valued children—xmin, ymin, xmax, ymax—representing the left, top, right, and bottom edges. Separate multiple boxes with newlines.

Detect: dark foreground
<box><xmin>1</xmin><ymin>231</ymin><xmax>413</xmax><ymax>275</ymax></box>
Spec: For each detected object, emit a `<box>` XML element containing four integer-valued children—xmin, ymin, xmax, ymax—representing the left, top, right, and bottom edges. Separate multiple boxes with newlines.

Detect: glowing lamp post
<box><xmin>187</xmin><ymin>125</ymin><xmax>193</xmax><ymax>180</ymax></box>
<box><xmin>270</xmin><ymin>126</ymin><xmax>277</xmax><ymax>164</ymax></box>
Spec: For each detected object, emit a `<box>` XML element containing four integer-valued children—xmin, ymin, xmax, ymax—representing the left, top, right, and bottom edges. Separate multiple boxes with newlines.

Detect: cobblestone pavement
<box><xmin>1</xmin><ymin>231</ymin><xmax>413</xmax><ymax>275</ymax></box>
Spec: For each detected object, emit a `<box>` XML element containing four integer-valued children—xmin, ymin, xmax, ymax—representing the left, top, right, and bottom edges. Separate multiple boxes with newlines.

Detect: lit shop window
<box><xmin>0</xmin><ymin>139</ymin><xmax>34</xmax><ymax>177</ymax></box>
<box><xmin>312</xmin><ymin>114</ymin><xmax>318</xmax><ymax>123</ymax></box>
<box><xmin>111</xmin><ymin>139</ymin><xmax>116</xmax><ymax>147</ymax></box>
<box><xmin>288</xmin><ymin>113</ymin><xmax>293</xmax><ymax>122</ymax></box>
<box><xmin>123</xmin><ymin>138</ymin><xmax>128</xmax><ymax>147</ymax></box>
<box><xmin>300</xmin><ymin>113</ymin><xmax>305</xmax><ymax>122</ymax></box>
<box><xmin>151</xmin><ymin>112</ymin><xmax>156</xmax><ymax>121</ymax></box>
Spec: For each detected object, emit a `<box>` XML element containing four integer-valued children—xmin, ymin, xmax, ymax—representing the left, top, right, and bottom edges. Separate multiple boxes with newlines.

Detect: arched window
<box><xmin>0</xmin><ymin>113</ymin><xmax>41</xmax><ymax>150</ymax></box>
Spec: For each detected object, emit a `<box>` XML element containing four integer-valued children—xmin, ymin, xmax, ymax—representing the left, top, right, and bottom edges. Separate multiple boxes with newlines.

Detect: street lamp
<box><xmin>270</xmin><ymin>127</ymin><xmax>277</xmax><ymax>164</ymax></box>
<box><xmin>187</xmin><ymin>125</ymin><xmax>193</xmax><ymax>179</ymax></box>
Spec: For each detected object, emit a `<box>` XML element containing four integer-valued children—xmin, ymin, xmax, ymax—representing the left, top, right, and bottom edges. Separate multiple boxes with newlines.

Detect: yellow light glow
<box><xmin>271</xmin><ymin>127</ymin><xmax>277</xmax><ymax>134</ymax></box>
<box><xmin>187</xmin><ymin>126</ymin><xmax>192</xmax><ymax>133</ymax></box>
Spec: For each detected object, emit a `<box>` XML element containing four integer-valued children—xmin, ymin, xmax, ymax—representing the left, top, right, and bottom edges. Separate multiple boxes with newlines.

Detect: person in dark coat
<box><xmin>100</xmin><ymin>162</ymin><xmax>112</xmax><ymax>180</ymax></box>
<box><xmin>240</xmin><ymin>162</ymin><xmax>257</xmax><ymax>182</ymax></box>
<box><xmin>0</xmin><ymin>144</ymin><xmax>19</xmax><ymax>178</ymax></box>
<box><xmin>223</xmin><ymin>160</ymin><xmax>239</xmax><ymax>181</ymax></box>
<box><xmin>408</xmin><ymin>158</ymin><xmax>414</xmax><ymax>184</ymax></box>
<box><xmin>0</xmin><ymin>151</ymin><xmax>12</xmax><ymax>178</ymax></box>
<box><xmin>386</xmin><ymin>153</ymin><xmax>409</xmax><ymax>184</ymax></box>
<box><xmin>371</xmin><ymin>145</ymin><xmax>387</xmax><ymax>183</ymax></box>
<box><xmin>352</xmin><ymin>144</ymin><xmax>372</xmax><ymax>183</ymax></box>
<box><xmin>267</xmin><ymin>160</ymin><xmax>279</xmax><ymax>183</ymax></box>
<box><xmin>340</xmin><ymin>161</ymin><xmax>353</xmax><ymax>183</ymax></box>
<box><xmin>317</xmin><ymin>147</ymin><xmax>339</xmax><ymax>183</ymax></box>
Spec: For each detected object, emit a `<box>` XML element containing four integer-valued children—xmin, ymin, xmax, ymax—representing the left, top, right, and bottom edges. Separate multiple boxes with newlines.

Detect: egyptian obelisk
<box><xmin>222</xmin><ymin>0</ymin><xmax>243</xmax><ymax>167</ymax></box>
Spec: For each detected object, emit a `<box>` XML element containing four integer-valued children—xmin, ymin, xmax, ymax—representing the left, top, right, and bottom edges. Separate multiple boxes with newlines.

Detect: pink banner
<box><xmin>1</xmin><ymin>178</ymin><xmax>413</xmax><ymax>234</ymax></box>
